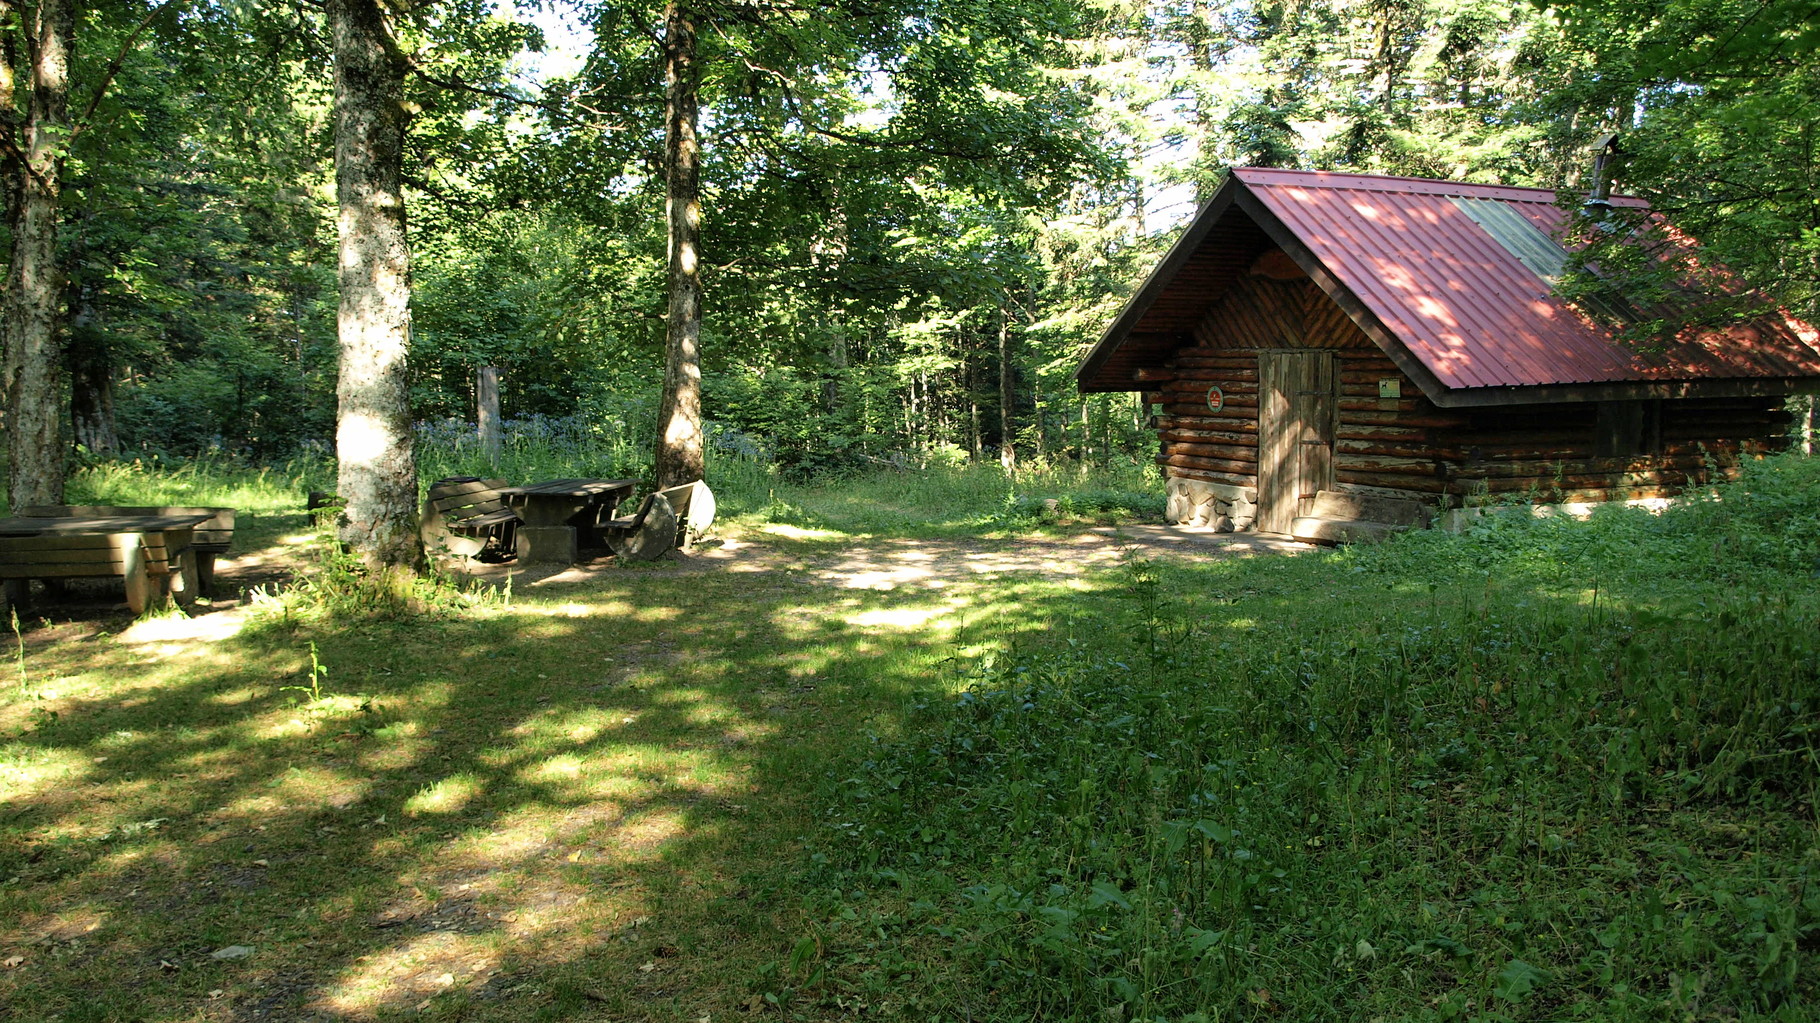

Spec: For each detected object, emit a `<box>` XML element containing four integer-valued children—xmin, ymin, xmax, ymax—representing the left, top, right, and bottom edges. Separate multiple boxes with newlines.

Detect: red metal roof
<box><xmin>1078</xmin><ymin>168</ymin><xmax>1820</xmax><ymax>402</ymax></box>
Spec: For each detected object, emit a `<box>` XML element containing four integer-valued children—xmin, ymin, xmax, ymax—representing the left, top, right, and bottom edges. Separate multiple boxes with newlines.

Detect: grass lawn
<box><xmin>0</xmin><ymin>490</ymin><xmax>1143</xmax><ymax>1021</ymax></box>
<box><xmin>2</xmin><ymin>454</ymin><xmax>1817</xmax><ymax>1022</ymax></box>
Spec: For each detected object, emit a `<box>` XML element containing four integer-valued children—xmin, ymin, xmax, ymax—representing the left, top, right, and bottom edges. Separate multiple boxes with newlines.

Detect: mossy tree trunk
<box><xmin>331</xmin><ymin>0</ymin><xmax>422</xmax><ymax>568</ymax></box>
<box><xmin>654</xmin><ymin>1</ymin><xmax>704</xmax><ymax>490</ymax></box>
<box><xmin>2</xmin><ymin>0</ymin><xmax>74</xmax><ymax>508</ymax></box>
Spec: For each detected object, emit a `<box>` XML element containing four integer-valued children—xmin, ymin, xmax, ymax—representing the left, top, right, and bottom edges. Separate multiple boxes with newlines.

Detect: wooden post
<box><xmin>477</xmin><ymin>366</ymin><xmax>502</xmax><ymax>466</ymax></box>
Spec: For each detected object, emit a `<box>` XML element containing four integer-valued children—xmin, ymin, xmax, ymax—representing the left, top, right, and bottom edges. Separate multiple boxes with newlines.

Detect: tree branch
<box><xmin>69</xmin><ymin>0</ymin><xmax>189</xmax><ymax>141</ymax></box>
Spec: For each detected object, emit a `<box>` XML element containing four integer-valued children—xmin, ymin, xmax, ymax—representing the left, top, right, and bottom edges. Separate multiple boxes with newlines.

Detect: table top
<box><xmin>0</xmin><ymin>512</ymin><xmax>213</xmax><ymax>537</ymax></box>
<box><xmin>498</xmin><ymin>478</ymin><xmax>638</xmax><ymax>499</ymax></box>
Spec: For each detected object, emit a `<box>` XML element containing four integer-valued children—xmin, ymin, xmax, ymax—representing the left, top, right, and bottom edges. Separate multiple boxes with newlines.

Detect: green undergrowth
<box><xmin>805</xmin><ymin>453</ymin><xmax>1820</xmax><ymax>1022</ymax></box>
<box><xmin>58</xmin><ymin>455</ymin><xmax>328</xmax><ymax>516</ymax></box>
<box><xmin>722</xmin><ymin>459</ymin><xmax>1164</xmax><ymax>540</ymax></box>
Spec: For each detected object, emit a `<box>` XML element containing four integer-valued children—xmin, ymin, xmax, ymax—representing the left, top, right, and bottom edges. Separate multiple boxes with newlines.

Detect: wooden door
<box><xmin>1257</xmin><ymin>351</ymin><xmax>1337</xmax><ymax>534</ymax></box>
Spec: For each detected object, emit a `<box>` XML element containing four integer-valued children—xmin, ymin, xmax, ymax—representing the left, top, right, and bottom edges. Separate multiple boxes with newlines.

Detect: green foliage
<box><xmin>59</xmin><ymin>454</ymin><xmax>330</xmax><ymax>516</ymax></box>
<box><xmin>246</xmin><ymin>530</ymin><xmax>498</xmax><ymax>629</ymax></box>
<box><xmin>1544</xmin><ymin>0</ymin><xmax>1820</xmax><ymax>315</ymax></box>
<box><xmin>811</xmin><ymin>451</ymin><xmax>1820</xmax><ymax>1020</ymax></box>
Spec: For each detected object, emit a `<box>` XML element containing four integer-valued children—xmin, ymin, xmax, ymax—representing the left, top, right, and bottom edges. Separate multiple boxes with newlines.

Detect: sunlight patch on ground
<box><xmin>322</xmin><ymin>930</ymin><xmax>494</xmax><ymax>1018</ymax></box>
<box><xmin>844</xmin><ymin>606</ymin><xmax>953</xmax><ymax>629</ymax></box>
<box><xmin>757</xmin><ymin>523</ymin><xmax>848</xmax><ymax>541</ymax></box>
<box><xmin>116</xmin><ymin>607</ymin><xmax>247</xmax><ymax>646</ymax></box>
<box><xmin>0</xmin><ymin>744</ymin><xmax>93</xmax><ymax>801</ymax></box>
<box><xmin>405</xmin><ymin>773</ymin><xmax>484</xmax><ymax>816</ymax></box>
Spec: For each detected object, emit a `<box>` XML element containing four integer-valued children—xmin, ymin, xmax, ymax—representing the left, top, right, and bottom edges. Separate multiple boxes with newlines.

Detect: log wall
<box><xmin>1145</xmin><ymin>260</ymin><xmax>1793</xmax><ymax>508</ymax></box>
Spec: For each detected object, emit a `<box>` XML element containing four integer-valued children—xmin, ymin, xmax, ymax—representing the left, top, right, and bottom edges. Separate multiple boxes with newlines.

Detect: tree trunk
<box><xmin>477</xmin><ymin>365</ymin><xmax>501</xmax><ymax>466</ymax></box>
<box><xmin>68</xmin><ymin>286</ymin><xmax>118</xmax><ymax>456</ymax></box>
<box><xmin>997</xmin><ymin>308</ymin><xmax>1016</xmax><ymax>472</ymax></box>
<box><xmin>654</xmin><ymin>1</ymin><xmax>705</xmax><ymax>490</ymax></box>
<box><xmin>3</xmin><ymin>0</ymin><xmax>74</xmax><ymax>509</ymax></box>
<box><xmin>330</xmin><ymin>0</ymin><xmax>421</xmax><ymax>569</ymax></box>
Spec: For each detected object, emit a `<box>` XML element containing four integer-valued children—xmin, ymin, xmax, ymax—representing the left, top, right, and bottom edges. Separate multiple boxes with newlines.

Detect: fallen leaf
<box><xmin>252</xmin><ymin>859</ymin><xmax>270</xmax><ymax>868</ymax></box>
<box><xmin>416</xmin><ymin>999</ymin><xmax>432</xmax><ymax>1011</ymax></box>
<box><xmin>208</xmin><ymin>989</ymin><xmax>225</xmax><ymax>999</ymax></box>
<box><xmin>637</xmin><ymin>961</ymin><xmax>656</xmax><ymax>973</ymax></box>
<box><xmin>158</xmin><ymin>959</ymin><xmax>179</xmax><ymax>972</ymax></box>
<box><xmin>3</xmin><ymin>955</ymin><xmax>24</xmax><ymax>968</ymax></box>
<box><xmin>210</xmin><ymin>945</ymin><xmax>254</xmax><ymax>961</ymax></box>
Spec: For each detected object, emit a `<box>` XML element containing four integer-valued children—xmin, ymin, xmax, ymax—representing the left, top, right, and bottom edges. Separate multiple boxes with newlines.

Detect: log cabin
<box><xmin>1076</xmin><ymin>169</ymin><xmax>1820</xmax><ymax>541</ymax></box>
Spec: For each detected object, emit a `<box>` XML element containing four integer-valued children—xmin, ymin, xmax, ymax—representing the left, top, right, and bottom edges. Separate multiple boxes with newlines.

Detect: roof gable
<box><xmin>1077</xmin><ymin>168</ymin><xmax>1820</xmax><ymax>405</ymax></box>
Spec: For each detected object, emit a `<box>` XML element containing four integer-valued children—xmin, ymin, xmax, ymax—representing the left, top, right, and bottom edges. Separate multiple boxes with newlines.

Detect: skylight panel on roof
<box><xmin>1451</xmin><ymin>197</ymin><xmax>1638</xmax><ymax>325</ymax></box>
<box><xmin>1450</xmin><ymin>198</ymin><xmax>1567</xmax><ymax>280</ymax></box>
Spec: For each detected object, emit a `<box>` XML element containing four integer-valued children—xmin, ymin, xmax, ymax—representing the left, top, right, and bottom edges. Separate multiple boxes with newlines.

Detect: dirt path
<box><xmin>107</xmin><ymin>525</ymin><xmax>1307</xmax><ymax>646</ymax></box>
<box><xmin>463</xmin><ymin>524</ymin><xmax>1308</xmax><ymax>594</ymax></box>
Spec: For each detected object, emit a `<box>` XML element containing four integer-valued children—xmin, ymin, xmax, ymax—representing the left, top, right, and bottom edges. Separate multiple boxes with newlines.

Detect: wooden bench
<box><xmin>601</xmin><ymin>491</ymin><xmax>679</xmax><ymax>562</ymax></box>
<box><xmin>0</xmin><ymin>531</ymin><xmax>187</xmax><ymax>615</ymax></box>
<box><xmin>656</xmin><ymin>480</ymin><xmax>717</xmax><ymax>551</ymax></box>
<box><xmin>20</xmin><ymin>505</ymin><xmax>235</xmax><ymax>595</ymax></box>
<box><xmin>421</xmin><ymin>477</ymin><xmax>521</xmax><ymax>559</ymax></box>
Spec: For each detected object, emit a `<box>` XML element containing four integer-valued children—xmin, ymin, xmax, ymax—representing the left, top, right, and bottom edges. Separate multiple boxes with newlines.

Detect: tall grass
<box><xmin>58</xmin><ymin>454</ymin><xmax>331</xmax><ymax>515</ymax></box>
<box><xmin>718</xmin><ymin>457</ymin><xmax>1164</xmax><ymax>537</ymax></box>
<box><xmin>809</xmin><ymin>452</ymin><xmax>1820</xmax><ymax>1022</ymax></box>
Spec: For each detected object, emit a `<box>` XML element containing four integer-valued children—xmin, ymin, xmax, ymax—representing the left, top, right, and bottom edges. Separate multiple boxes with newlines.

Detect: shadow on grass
<box><xmin>0</xmin><ymin>513</ymin><xmax>1161</xmax><ymax>1022</ymax></box>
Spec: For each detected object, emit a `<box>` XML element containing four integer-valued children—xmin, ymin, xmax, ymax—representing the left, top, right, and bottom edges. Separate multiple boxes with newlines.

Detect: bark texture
<box><xmin>331</xmin><ymin>0</ymin><xmax>422</xmax><ymax>568</ymax></box>
<box><xmin>998</xmin><ymin>308</ymin><xmax>1016</xmax><ymax>472</ymax></box>
<box><xmin>3</xmin><ymin>0</ymin><xmax>74</xmax><ymax>508</ymax></box>
<box><xmin>654</xmin><ymin>2</ymin><xmax>705</xmax><ymax>490</ymax></box>
<box><xmin>477</xmin><ymin>365</ymin><xmax>501</xmax><ymax>465</ymax></box>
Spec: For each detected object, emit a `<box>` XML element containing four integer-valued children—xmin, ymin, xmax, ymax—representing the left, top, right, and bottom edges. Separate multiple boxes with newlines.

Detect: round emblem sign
<box><xmin>1206</xmin><ymin>385</ymin><xmax>1225</xmax><ymax>412</ymax></box>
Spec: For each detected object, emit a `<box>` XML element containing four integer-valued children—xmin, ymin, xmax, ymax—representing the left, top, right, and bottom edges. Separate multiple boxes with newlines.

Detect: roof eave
<box><xmin>1430</xmin><ymin>376</ymin><xmax>1820</xmax><ymax>408</ymax></box>
<box><xmin>1075</xmin><ymin>179</ymin><xmax>1244</xmax><ymax>392</ymax></box>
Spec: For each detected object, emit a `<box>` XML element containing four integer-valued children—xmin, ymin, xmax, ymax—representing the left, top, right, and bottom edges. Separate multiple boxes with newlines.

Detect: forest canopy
<box><xmin>1</xmin><ymin>0</ymin><xmax>1814</xmax><ymax>485</ymax></box>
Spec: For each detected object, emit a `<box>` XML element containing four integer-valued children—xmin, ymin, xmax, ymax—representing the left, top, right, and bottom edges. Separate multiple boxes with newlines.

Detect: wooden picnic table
<box><xmin>0</xmin><ymin>511</ymin><xmax>214</xmax><ymax>612</ymax></box>
<box><xmin>496</xmin><ymin>478</ymin><xmax>638</xmax><ymax>563</ymax></box>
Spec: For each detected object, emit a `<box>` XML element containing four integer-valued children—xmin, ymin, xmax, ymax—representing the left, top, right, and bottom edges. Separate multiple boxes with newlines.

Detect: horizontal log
<box><xmin>1334</xmin><ymin>424</ymin><xmax>1430</xmax><ymax>443</ymax></box>
<box><xmin>1173</xmin><ymin>355</ymin><xmax>1259</xmax><ymax>371</ymax></box>
<box><xmin>1153</xmin><ymin>415</ymin><xmax>1258</xmax><ymax>434</ymax></box>
<box><xmin>1166</xmin><ymin>467</ymin><xmax>1257</xmax><ymax>488</ymax></box>
<box><xmin>1341</xmin><ymin>410</ymin><xmax>1469</xmax><ymax>429</ymax></box>
<box><xmin>1473</xmin><ymin>470</ymin><xmax>1724</xmax><ymax>496</ymax></box>
<box><xmin>1434</xmin><ymin>428</ymin><xmax>1601</xmax><ymax>447</ymax></box>
<box><xmin>1339</xmin><ymin>397</ymin><xmax>1427</xmax><ymax>413</ymax></box>
<box><xmin>1171</xmin><ymin>368</ymin><xmax>1260</xmax><ymax>384</ymax></box>
<box><xmin>1160</xmin><ymin>453</ymin><xmax>1260</xmax><ymax>475</ymax></box>
<box><xmin>1164</xmin><ymin>441</ymin><xmax>1261</xmax><ymax>462</ymax></box>
<box><xmin>1160</xmin><ymin>428</ymin><xmax>1259</xmax><ymax>446</ymax></box>
<box><xmin>1449</xmin><ymin>454</ymin><xmax>1717</xmax><ymax>479</ymax></box>
<box><xmin>1132</xmin><ymin>366</ymin><xmax>1175</xmax><ymax>383</ymax></box>
<box><xmin>1337</xmin><ymin>440</ymin><xmax>1462</xmax><ymax>460</ymax></box>
<box><xmin>1336</xmin><ymin>454</ymin><xmax>1446</xmax><ymax>475</ymax></box>
<box><xmin>1333</xmin><ymin>470</ymin><xmax>1451</xmax><ymax>494</ymax></box>
<box><xmin>1163</xmin><ymin>399</ymin><xmax>1261</xmax><ymax>416</ymax></box>
<box><xmin>1162</xmin><ymin>379</ymin><xmax>1259</xmax><ymax>394</ymax></box>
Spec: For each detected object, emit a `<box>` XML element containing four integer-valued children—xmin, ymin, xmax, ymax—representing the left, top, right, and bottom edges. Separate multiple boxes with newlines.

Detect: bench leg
<box><xmin>166</xmin><ymin>549</ymin><xmax>199</xmax><ymax>607</ymax></box>
<box><xmin>3</xmin><ymin>579</ymin><xmax>29</xmax><ymax>614</ymax></box>
<box><xmin>122</xmin><ymin>545</ymin><xmax>150</xmax><ymax>616</ymax></box>
<box><xmin>195</xmin><ymin>553</ymin><xmax>217</xmax><ymax>597</ymax></box>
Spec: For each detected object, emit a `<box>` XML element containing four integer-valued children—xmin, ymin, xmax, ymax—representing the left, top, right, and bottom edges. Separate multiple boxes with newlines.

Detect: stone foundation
<box><xmin>1164</xmin><ymin>477</ymin><xmax>1258</xmax><ymax>532</ymax></box>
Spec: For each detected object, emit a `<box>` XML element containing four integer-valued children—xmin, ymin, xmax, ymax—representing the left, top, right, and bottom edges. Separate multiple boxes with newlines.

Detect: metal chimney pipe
<box><xmin>1585</xmin><ymin>132</ymin><xmax>1621</xmax><ymax>212</ymax></box>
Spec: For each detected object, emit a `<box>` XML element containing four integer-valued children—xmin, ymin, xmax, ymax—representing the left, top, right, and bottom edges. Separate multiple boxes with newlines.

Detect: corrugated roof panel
<box><xmin>1233</xmin><ymin>168</ymin><xmax>1820</xmax><ymax>391</ymax></box>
